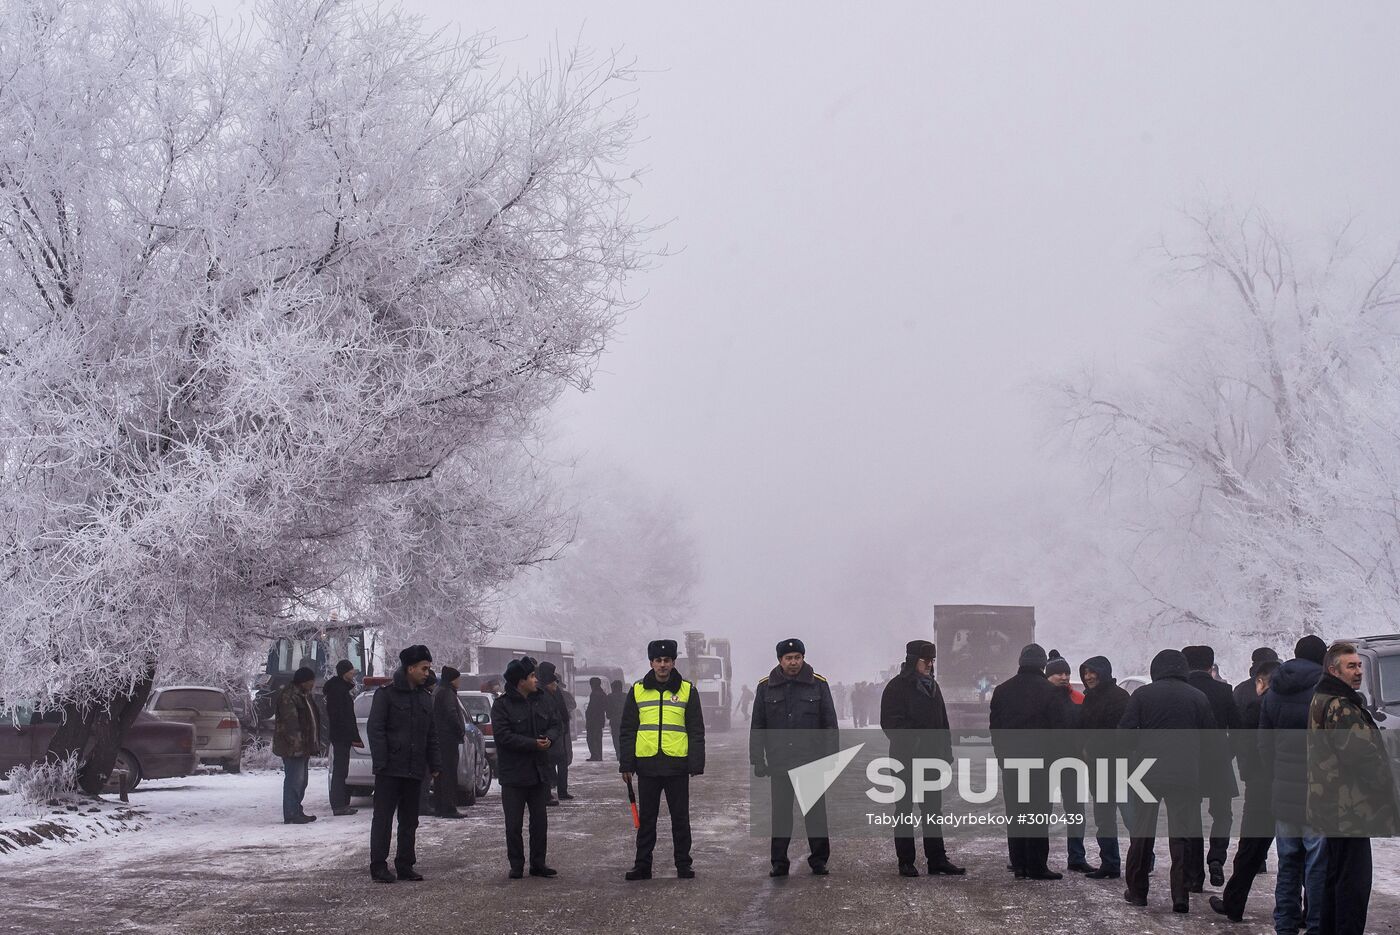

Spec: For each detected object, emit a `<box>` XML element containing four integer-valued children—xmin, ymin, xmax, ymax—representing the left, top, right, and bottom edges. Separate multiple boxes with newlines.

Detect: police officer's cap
<box><xmin>776</xmin><ymin>638</ymin><xmax>806</xmax><ymax>658</ymax></box>
<box><xmin>647</xmin><ymin>639</ymin><xmax>678</xmax><ymax>660</ymax></box>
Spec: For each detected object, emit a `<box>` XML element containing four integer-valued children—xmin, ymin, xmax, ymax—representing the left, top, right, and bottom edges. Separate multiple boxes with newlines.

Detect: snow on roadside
<box><xmin>0</xmin><ymin>768</ymin><xmax>365</xmax><ymax>863</ymax></box>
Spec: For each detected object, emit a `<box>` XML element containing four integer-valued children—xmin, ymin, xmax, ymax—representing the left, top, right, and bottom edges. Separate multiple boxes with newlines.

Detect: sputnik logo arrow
<box><xmin>788</xmin><ymin>743</ymin><xmax>865</xmax><ymax>816</ymax></box>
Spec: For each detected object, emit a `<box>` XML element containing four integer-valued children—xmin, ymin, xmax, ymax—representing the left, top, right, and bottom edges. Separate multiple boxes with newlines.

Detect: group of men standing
<box><xmin>274</xmin><ymin>628</ymin><xmax>1395</xmax><ymax>935</ymax></box>
<box><xmin>742</xmin><ymin>632</ymin><xmax>1396</xmax><ymax>935</ymax></box>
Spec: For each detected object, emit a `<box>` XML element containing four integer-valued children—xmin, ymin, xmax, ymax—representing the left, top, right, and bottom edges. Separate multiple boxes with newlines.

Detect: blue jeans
<box><xmin>1275</xmin><ymin>821</ymin><xmax>1326</xmax><ymax>935</ymax></box>
<box><xmin>1092</xmin><ymin>798</ymin><xmax>1133</xmax><ymax>871</ymax></box>
<box><xmin>282</xmin><ymin>756</ymin><xmax>310</xmax><ymax>822</ymax></box>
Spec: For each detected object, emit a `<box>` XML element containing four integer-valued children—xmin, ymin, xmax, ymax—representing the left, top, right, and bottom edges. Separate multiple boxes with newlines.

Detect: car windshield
<box><xmin>1376</xmin><ymin>652</ymin><xmax>1400</xmax><ymax>705</ymax></box>
<box><xmin>353</xmin><ymin>691</ymin><xmax>376</xmax><ymax>717</ymax></box>
<box><xmin>154</xmin><ymin>689</ymin><xmax>230</xmax><ymax>712</ymax></box>
<box><xmin>459</xmin><ymin>694</ymin><xmax>491</xmax><ymax>719</ymax></box>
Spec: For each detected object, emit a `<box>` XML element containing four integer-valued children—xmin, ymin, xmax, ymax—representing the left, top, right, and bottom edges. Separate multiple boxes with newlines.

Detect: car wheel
<box><xmin>223</xmin><ymin>757</ymin><xmax>242</xmax><ymax>774</ymax></box>
<box><xmin>474</xmin><ymin>753</ymin><xmax>492</xmax><ymax>799</ymax></box>
<box><xmin>104</xmin><ymin>749</ymin><xmax>143</xmax><ymax>793</ymax></box>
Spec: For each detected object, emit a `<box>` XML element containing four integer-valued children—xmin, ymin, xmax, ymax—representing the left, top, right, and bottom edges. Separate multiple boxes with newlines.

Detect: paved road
<box><xmin>3</xmin><ymin>730</ymin><xmax>1398</xmax><ymax>934</ymax></box>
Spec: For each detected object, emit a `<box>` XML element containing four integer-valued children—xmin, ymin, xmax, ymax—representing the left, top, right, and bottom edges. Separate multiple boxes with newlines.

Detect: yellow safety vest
<box><xmin>633</xmin><ymin>680</ymin><xmax>691</xmax><ymax>758</ymax></box>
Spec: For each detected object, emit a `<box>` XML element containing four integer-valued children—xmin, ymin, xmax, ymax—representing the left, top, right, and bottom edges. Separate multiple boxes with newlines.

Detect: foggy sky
<box><xmin>224</xmin><ymin>1</ymin><xmax>1400</xmax><ymax>683</ymax></box>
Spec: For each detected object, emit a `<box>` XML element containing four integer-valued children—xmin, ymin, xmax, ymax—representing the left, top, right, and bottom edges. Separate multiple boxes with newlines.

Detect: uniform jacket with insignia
<box><xmin>749</xmin><ymin>662</ymin><xmax>839</xmax><ymax>769</ymax></box>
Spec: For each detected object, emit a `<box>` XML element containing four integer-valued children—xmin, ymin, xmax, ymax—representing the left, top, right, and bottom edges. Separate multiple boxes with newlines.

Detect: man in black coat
<box><xmin>881</xmin><ymin>639</ymin><xmax>967</xmax><ymax>878</ymax></box>
<box><xmin>1258</xmin><ymin>634</ymin><xmax>1328</xmax><ymax>935</ymax></box>
<box><xmin>607</xmin><ymin>678</ymin><xmax>626</xmax><ymax>759</ymax></box>
<box><xmin>1078</xmin><ymin>655</ymin><xmax>1132</xmax><ymax>879</ymax></box>
<box><xmin>619</xmin><ymin>638</ymin><xmax>705</xmax><ymax>880</ymax></box>
<box><xmin>585</xmin><ymin>677</ymin><xmax>609</xmax><ymax>761</ymax></box>
<box><xmin>537</xmin><ymin>662</ymin><xmax>575</xmax><ymax>802</ymax></box>
<box><xmin>1211</xmin><ymin>658</ymin><xmax>1280</xmax><ymax>922</ymax></box>
<box><xmin>1118</xmin><ymin>648</ymin><xmax>1214</xmax><ymax>914</ymax></box>
<box><xmin>491</xmin><ymin>656</ymin><xmax>563</xmax><ymax>878</ymax></box>
<box><xmin>324</xmin><ymin>659</ymin><xmax>363</xmax><ymax>817</ymax></box>
<box><xmin>366</xmin><ymin>645</ymin><xmax>442</xmax><ymax>884</ymax></box>
<box><xmin>990</xmin><ymin>642</ymin><xmax>1067</xmax><ymax>880</ymax></box>
<box><xmin>750</xmin><ymin>637</ymin><xmax>839</xmax><ymax>876</ymax></box>
<box><xmin>1046</xmin><ymin>651</ymin><xmax>1090</xmax><ymax>873</ymax></box>
<box><xmin>1183</xmin><ymin>645</ymin><xmax>1240</xmax><ymax>888</ymax></box>
<box><xmin>1233</xmin><ymin>646</ymin><xmax>1278</xmax><ymax>715</ymax></box>
<box><xmin>431</xmin><ymin>666</ymin><xmax>467</xmax><ymax>819</ymax></box>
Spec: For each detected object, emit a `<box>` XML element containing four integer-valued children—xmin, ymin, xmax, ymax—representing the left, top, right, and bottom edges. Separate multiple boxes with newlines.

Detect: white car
<box><xmin>342</xmin><ymin>688</ymin><xmax>491</xmax><ymax>805</ymax></box>
<box><xmin>145</xmin><ymin>686</ymin><xmax>243</xmax><ymax>773</ymax></box>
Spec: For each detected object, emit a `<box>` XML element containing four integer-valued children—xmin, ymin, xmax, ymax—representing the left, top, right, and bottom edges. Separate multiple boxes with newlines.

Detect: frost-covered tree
<box><xmin>1060</xmin><ymin>207</ymin><xmax>1400</xmax><ymax>654</ymax></box>
<box><xmin>0</xmin><ymin>0</ymin><xmax>644</xmax><ymax>792</ymax></box>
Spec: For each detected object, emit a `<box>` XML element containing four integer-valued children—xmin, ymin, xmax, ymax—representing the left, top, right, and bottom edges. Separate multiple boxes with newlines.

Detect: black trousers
<box><xmin>1003</xmin><ymin>765</ymin><xmax>1051</xmax><ymax>874</ymax></box>
<box><xmin>329</xmin><ymin>742</ymin><xmax>351</xmax><ymax>810</ymax></box>
<box><xmin>894</xmin><ymin>783</ymin><xmax>950</xmax><ymax>866</ymax></box>
<box><xmin>1220</xmin><ymin>782</ymin><xmax>1272</xmax><ymax>918</ymax></box>
<box><xmin>549</xmin><ymin>759</ymin><xmax>569</xmax><ymax>798</ymax></box>
<box><xmin>1186</xmin><ymin>791</ymin><xmax>1234</xmax><ymax>882</ymax></box>
<box><xmin>587</xmin><ymin>722</ymin><xmax>604</xmax><ymax>760</ymax></box>
<box><xmin>369</xmin><ymin>774</ymin><xmax>421</xmax><ymax>871</ymax></box>
<box><xmin>770</xmin><ymin>771</ymin><xmax>830</xmax><ymax>869</ymax></box>
<box><xmin>434</xmin><ymin>733</ymin><xmax>460</xmax><ymax>813</ymax></box>
<box><xmin>1124</xmin><ymin>788</ymin><xmax>1201</xmax><ymax>904</ymax></box>
<box><xmin>634</xmin><ymin>773</ymin><xmax>692</xmax><ymax>871</ymax></box>
<box><xmin>501</xmin><ymin>782</ymin><xmax>550</xmax><ymax>871</ymax></box>
<box><xmin>1321</xmin><ymin>837</ymin><xmax>1372</xmax><ymax>935</ymax></box>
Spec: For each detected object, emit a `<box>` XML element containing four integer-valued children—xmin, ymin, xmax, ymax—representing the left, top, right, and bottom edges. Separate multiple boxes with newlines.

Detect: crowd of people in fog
<box><xmin>267</xmin><ymin>632</ymin><xmax>1395</xmax><ymax>935</ymax></box>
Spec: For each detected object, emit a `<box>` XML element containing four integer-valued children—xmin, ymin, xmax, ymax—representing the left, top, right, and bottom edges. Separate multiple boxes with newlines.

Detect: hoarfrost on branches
<box><xmin>0</xmin><ymin>0</ymin><xmax>647</xmax><ymax>788</ymax></box>
<box><xmin>1059</xmin><ymin>206</ymin><xmax>1400</xmax><ymax>652</ymax></box>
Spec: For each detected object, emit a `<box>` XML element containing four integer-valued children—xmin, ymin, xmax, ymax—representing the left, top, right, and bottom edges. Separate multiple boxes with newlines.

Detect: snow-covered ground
<box><xmin>1</xmin><ymin>736</ymin><xmax>1397</xmax><ymax>935</ymax></box>
<box><xmin>0</xmin><ymin>765</ymin><xmax>421</xmax><ymax>862</ymax></box>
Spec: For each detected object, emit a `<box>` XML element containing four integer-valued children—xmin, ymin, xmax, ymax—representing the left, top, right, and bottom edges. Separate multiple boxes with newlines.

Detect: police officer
<box><xmin>750</xmin><ymin>637</ymin><xmax>838</xmax><ymax>876</ymax></box>
<box><xmin>619</xmin><ymin>638</ymin><xmax>705</xmax><ymax>880</ymax></box>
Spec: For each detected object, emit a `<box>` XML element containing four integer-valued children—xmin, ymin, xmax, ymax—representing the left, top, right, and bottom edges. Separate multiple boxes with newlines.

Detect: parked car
<box><xmin>0</xmin><ymin>702</ymin><xmax>197</xmax><ymax>791</ymax></box>
<box><xmin>459</xmin><ymin>690</ymin><xmax>495</xmax><ymax>779</ymax></box>
<box><xmin>145</xmin><ymin>686</ymin><xmax>244</xmax><ymax>773</ymax></box>
<box><xmin>1338</xmin><ymin>633</ymin><xmax>1400</xmax><ymax>724</ymax></box>
<box><xmin>341</xmin><ymin>687</ymin><xmax>491</xmax><ymax>805</ymax></box>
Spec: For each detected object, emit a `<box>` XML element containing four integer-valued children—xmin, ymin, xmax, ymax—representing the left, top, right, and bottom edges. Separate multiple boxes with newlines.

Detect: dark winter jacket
<box><xmin>1077</xmin><ymin>659</ymin><xmax>1131</xmax><ymax>732</ymax></box>
<box><xmin>990</xmin><ymin>665</ymin><xmax>1068</xmax><ymax>761</ymax></box>
<box><xmin>543</xmin><ymin>687</ymin><xmax>575</xmax><ymax>765</ymax></box>
<box><xmin>1306</xmin><ymin>673</ymin><xmax>1399</xmax><ymax>837</ymax></box>
<box><xmin>1187</xmin><ymin>669</ymin><xmax>1239</xmax><ymax>798</ymax></box>
<box><xmin>1078</xmin><ymin>658</ymin><xmax>1133</xmax><ymax>795</ymax></box>
<box><xmin>1118</xmin><ymin>650</ymin><xmax>1216</xmax><ymax>793</ymax></box>
<box><xmin>606</xmin><ymin>686</ymin><xmax>627</xmax><ymax>737</ymax></box>
<box><xmin>1233</xmin><ymin>678</ymin><xmax>1257</xmax><ymax>720</ymax></box>
<box><xmin>272</xmin><ymin>684</ymin><xmax>321</xmax><ymax>759</ymax></box>
<box><xmin>618</xmin><ymin>668</ymin><xmax>706</xmax><ymax>777</ymax></box>
<box><xmin>750</xmin><ymin>663</ymin><xmax>839</xmax><ymax>769</ymax></box>
<box><xmin>881</xmin><ymin>664</ymin><xmax>954</xmax><ymax>762</ymax></box>
<box><xmin>491</xmin><ymin>685</ymin><xmax>562</xmax><ymax>788</ymax></box>
<box><xmin>323</xmin><ymin>676</ymin><xmax>362</xmax><ymax>746</ymax></box>
<box><xmin>367</xmin><ymin>668</ymin><xmax>443</xmax><ymax>780</ymax></box>
<box><xmin>1234</xmin><ymin>690</ymin><xmax>1267</xmax><ymax>786</ymax></box>
<box><xmin>1257</xmin><ymin>657</ymin><xmax>1322</xmax><ymax>826</ymax></box>
<box><xmin>586</xmin><ymin>686</ymin><xmax>609</xmax><ymax>731</ymax></box>
<box><xmin>433</xmin><ymin>682</ymin><xmax>467</xmax><ymax>742</ymax></box>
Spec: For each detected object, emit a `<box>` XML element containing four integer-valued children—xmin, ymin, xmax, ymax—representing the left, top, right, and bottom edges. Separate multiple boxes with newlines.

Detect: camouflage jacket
<box><xmin>1306</xmin><ymin>673</ymin><xmax>1399</xmax><ymax>837</ymax></box>
<box><xmin>273</xmin><ymin>684</ymin><xmax>322</xmax><ymax>759</ymax></box>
